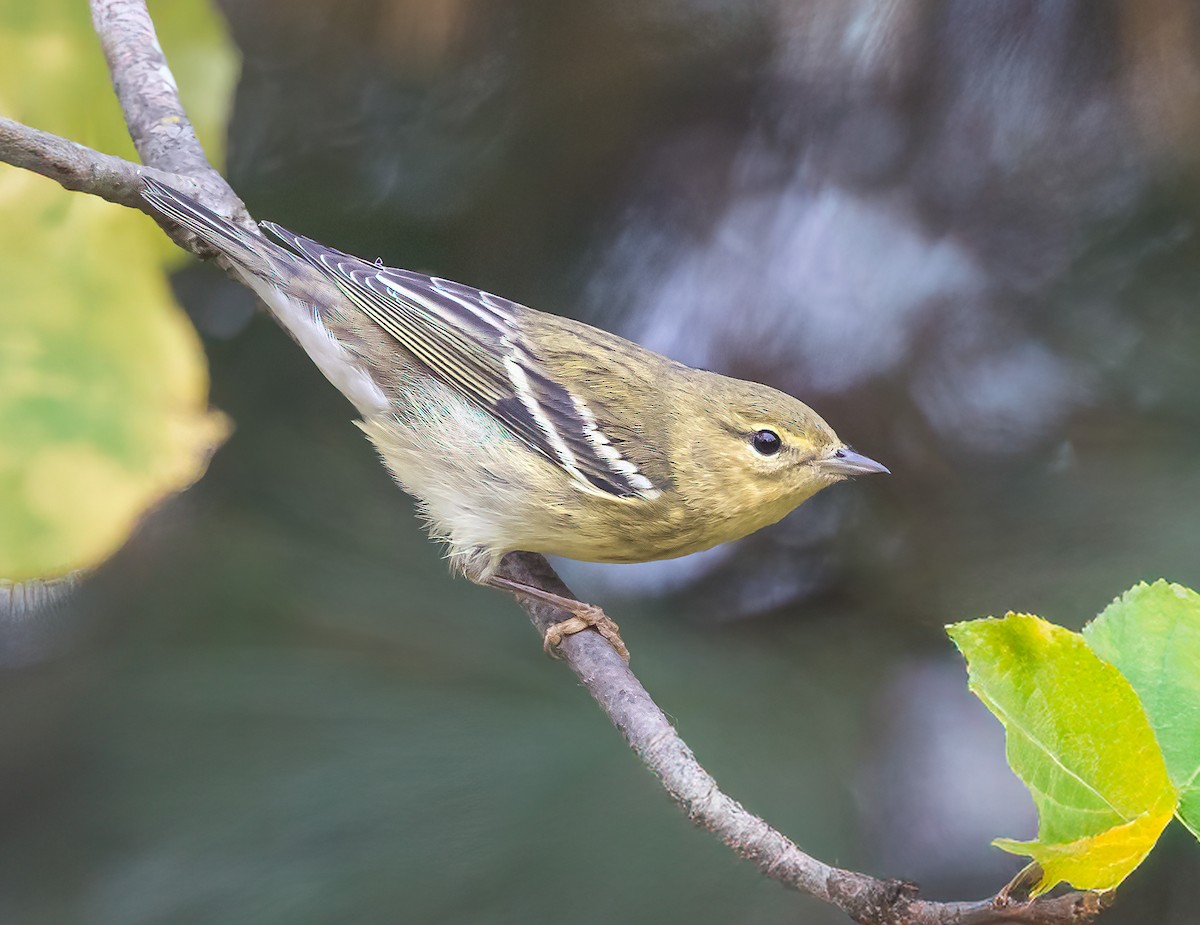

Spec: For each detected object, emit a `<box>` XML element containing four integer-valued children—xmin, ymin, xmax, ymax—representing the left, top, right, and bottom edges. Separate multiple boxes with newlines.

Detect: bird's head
<box><xmin>681</xmin><ymin>372</ymin><xmax>888</xmax><ymax>521</ymax></box>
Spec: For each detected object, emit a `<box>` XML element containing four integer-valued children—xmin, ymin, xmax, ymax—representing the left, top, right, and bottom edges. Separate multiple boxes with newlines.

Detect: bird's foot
<box><xmin>486</xmin><ymin>575</ymin><xmax>630</xmax><ymax>662</ymax></box>
<box><xmin>542</xmin><ymin>604</ymin><xmax>627</xmax><ymax>662</ymax></box>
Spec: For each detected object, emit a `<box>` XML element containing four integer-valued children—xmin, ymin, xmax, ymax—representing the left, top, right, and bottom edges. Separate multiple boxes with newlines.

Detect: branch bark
<box><xmin>90</xmin><ymin>0</ymin><xmax>235</xmax><ymax>205</ymax></box>
<box><xmin>0</xmin><ymin>4</ymin><xmax>1107</xmax><ymax>924</ymax></box>
<box><xmin>0</xmin><ymin>116</ymin><xmax>166</xmax><ymax>210</ymax></box>
<box><xmin>493</xmin><ymin>554</ymin><xmax>1105</xmax><ymax>925</ymax></box>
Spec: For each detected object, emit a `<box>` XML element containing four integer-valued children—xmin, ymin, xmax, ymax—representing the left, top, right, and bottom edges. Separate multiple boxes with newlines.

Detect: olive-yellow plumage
<box><xmin>142</xmin><ymin>179</ymin><xmax>887</xmax><ymax>654</ymax></box>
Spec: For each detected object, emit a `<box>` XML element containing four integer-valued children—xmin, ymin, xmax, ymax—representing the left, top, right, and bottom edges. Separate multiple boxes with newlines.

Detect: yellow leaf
<box><xmin>0</xmin><ymin>0</ymin><xmax>235</xmax><ymax>580</ymax></box>
<box><xmin>994</xmin><ymin>808</ymin><xmax>1175</xmax><ymax>895</ymax></box>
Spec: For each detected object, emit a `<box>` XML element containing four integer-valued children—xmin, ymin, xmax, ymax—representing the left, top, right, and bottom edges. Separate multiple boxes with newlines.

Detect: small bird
<box><xmin>142</xmin><ymin>178</ymin><xmax>887</xmax><ymax>659</ymax></box>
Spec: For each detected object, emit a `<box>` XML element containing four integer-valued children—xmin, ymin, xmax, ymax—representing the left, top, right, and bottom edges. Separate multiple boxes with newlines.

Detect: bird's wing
<box><xmin>261</xmin><ymin>222</ymin><xmax>660</xmax><ymax>500</ymax></box>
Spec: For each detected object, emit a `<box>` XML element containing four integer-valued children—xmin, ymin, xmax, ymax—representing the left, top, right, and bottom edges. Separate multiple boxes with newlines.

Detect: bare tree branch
<box><xmin>0</xmin><ymin>116</ymin><xmax>194</xmax><ymax>212</ymax></box>
<box><xmin>0</xmin><ymin>115</ymin><xmax>246</xmax><ymax>259</ymax></box>
<box><xmin>0</xmin><ymin>4</ymin><xmax>1108</xmax><ymax>924</ymax></box>
<box><xmin>90</xmin><ymin>0</ymin><xmax>229</xmax><ymax>191</ymax></box>
<box><xmin>493</xmin><ymin>554</ymin><xmax>1105</xmax><ymax>925</ymax></box>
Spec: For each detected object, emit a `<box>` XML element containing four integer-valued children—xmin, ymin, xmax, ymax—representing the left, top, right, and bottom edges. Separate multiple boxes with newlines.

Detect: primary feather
<box><xmin>258</xmin><ymin>221</ymin><xmax>660</xmax><ymax>500</ymax></box>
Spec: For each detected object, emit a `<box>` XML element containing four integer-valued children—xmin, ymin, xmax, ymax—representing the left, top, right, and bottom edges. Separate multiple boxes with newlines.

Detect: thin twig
<box><xmin>0</xmin><ymin>117</ymin><xmax>188</xmax><ymax>212</ymax></box>
<box><xmin>493</xmin><ymin>554</ymin><xmax>1104</xmax><ymax>925</ymax></box>
<box><xmin>87</xmin><ymin>0</ymin><xmax>251</xmax><ymax>235</ymax></box>
<box><xmin>0</xmin><ymin>3</ymin><xmax>1107</xmax><ymax>923</ymax></box>
<box><xmin>0</xmin><ymin>115</ymin><xmax>247</xmax><ymax>260</ymax></box>
<box><xmin>90</xmin><ymin>0</ymin><xmax>227</xmax><ymax>190</ymax></box>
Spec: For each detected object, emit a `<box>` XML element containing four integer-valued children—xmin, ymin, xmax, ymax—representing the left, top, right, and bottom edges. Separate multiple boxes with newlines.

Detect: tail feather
<box><xmin>140</xmin><ymin>176</ymin><xmax>390</xmax><ymax>414</ymax></box>
<box><xmin>141</xmin><ymin>177</ymin><xmax>282</xmax><ymax>278</ymax></box>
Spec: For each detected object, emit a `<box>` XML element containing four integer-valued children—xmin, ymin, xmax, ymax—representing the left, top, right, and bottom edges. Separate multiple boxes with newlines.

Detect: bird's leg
<box><xmin>485</xmin><ymin>575</ymin><xmax>629</xmax><ymax>662</ymax></box>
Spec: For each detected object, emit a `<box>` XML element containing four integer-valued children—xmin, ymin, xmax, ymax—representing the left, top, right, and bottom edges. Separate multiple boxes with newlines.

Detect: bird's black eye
<box><xmin>752</xmin><ymin>429</ymin><xmax>782</xmax><ymax>456</ymax></box>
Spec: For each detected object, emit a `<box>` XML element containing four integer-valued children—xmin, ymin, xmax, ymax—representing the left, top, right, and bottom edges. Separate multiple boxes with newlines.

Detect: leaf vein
<box><xmin>981</xmin><ymin>691</ymin><xmax>1131</xmax><ymax>822</ymax></box>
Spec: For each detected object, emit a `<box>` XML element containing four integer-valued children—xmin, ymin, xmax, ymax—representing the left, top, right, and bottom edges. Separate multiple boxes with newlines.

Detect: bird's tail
<box><xmin>141</xmin><ymin>177</ymin><xmax>284</xmax><ymax>279</ymax></box>
<box><xmin>141</xmin><ymin>177</ymin><xmax>391</xmax><ymax>414</ymax></box>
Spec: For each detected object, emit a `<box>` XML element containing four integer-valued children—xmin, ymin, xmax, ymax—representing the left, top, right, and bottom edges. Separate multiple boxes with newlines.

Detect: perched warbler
<box><xmin>142</xmin><ymin>179</ymin><xmax>887</xmax><ymax>659</ymax></box>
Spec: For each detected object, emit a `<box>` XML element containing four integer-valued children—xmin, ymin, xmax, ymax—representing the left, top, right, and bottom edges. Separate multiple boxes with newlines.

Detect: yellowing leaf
<box><xmin>1084</xmin><ymin>580</ymin><xmax>1200</xmax><ymax>841</ymax></box>
<box><xmin>948</xmin><ymin>613</ymin><xmax>1177</xmax><ymax>895</ymax></box>
<box><xmin>994</xmin><ymin>809</ymin><xmax>1174</xmax><ymax>894</ymax></box>
<box><xmin>0</xmin><ymin>0</ymin><xmax>236</xmax><ymax>580</ymax></box>
<box><xmin>0</xmin><ymin>180</ymin><xmax>230</xmax><ymax>579</ymax></box>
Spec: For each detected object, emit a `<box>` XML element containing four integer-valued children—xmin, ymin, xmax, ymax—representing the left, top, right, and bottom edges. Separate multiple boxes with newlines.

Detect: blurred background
<box><xmin>4</xmin><ymin>0</ymin><xmax>1200</xmax><ymax>922</ymax></box>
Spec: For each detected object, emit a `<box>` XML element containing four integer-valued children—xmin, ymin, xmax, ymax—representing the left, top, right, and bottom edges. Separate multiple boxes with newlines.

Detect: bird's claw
<box><xmin>543</xmin><ymin>605</ymin><xmax>629</xmax><ymax>662</ymax></box>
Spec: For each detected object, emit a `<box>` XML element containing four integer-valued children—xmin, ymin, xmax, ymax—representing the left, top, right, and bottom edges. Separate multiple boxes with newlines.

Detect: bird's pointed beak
<box><xmin>819</xmin><ymin>447</ymin><xmax>890</xmax><ymax>477</ymax></box>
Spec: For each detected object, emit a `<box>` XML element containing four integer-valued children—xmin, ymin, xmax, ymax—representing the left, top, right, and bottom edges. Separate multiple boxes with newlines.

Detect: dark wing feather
<box><xmin>260</xmin><ymin>222</ymin><xmax>659</xmax><ymax>500</ymax></box>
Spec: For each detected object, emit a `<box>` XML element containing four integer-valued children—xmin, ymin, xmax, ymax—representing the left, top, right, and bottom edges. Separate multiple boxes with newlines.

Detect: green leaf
<box><xmin>1179</xmin><ymin>789</ymin><xmax>1200</xmax><ymax>841</ymax></box>
<box><xmin>948</xmin><ymin>613</ymin><xmax>1176</xmax><ymax>894</ymax></box>
<box><xmin>1084</xmin><ymin>581</ymin><xmax>1200</xmax><ymax>840</ymax></box>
